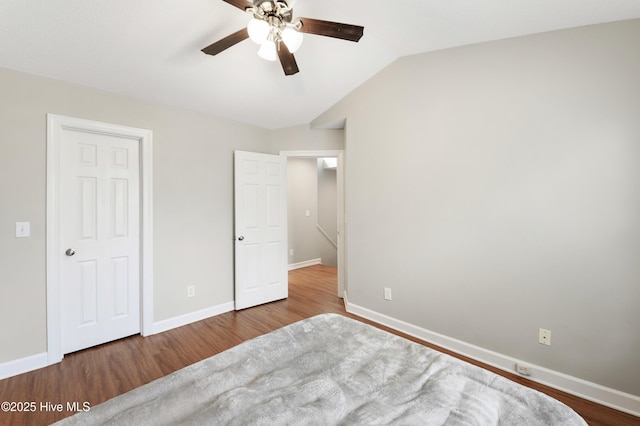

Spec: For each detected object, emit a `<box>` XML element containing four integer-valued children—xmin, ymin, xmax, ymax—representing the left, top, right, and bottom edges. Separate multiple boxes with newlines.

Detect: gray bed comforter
<box><xmin>56</xmin><ymin>313</ymin><xmax>587</xmax><ymax>425</ymax></box>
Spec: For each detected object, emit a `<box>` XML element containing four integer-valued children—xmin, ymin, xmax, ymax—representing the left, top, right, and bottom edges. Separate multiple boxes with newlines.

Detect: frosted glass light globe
<box><xmin>257</xmin><ymin>40</ymin><xmax>277</xmax><ymax>61</ymax></box>
<box><xmin>247</xmin><ymin>19</ymin><xmax>269</xmax><ymax>44</ymax></box>
<box><xmin>282</xmin><ymin>27</ymin><xmax>303</xmax><ymax>53</ymax></box>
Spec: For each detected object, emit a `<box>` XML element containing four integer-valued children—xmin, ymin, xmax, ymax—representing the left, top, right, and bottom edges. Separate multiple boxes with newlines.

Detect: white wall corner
<box><xmin>148</xmin><ymin>301</ymin><xmax>235</xmax><ymax>336</ymax></box>
<box><xmin>345</xmin><ymin>301</ymin><xmax>640</xmax><ymax>417</ymax></box>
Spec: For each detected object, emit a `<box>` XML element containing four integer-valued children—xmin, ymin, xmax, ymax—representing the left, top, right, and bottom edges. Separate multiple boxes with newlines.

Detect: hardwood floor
<box><xmin>0</xmin><ymin>264</ymin><xmax>638</xmax><ymax>425</ymax></box>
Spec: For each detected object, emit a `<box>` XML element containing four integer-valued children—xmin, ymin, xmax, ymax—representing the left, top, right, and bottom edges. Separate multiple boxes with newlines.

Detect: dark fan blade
<box><xmin>202</xmin><ymin>28</ymin><xmax>249</xmax><ymax>56</ymax></box>
<box><xmin>297</xmin><ymin>18</ymin><xmax>364</xmax><ymax>42</ymax></box>
<box><xmin>277</xmin><ymin>42</ymin><xmax>299</xmax><ymax>76</ymax></box>
<box><xmin>222</xmin><ymin>0</ymin><xmax>253</xmax><ymax>11</ymax></box>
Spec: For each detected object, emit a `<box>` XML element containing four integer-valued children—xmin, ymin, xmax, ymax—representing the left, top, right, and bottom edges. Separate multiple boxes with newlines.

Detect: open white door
<box><xmin>234</xmin><ymin>151</ymin><xmax>288</xmax><ymax>310</ymax></box>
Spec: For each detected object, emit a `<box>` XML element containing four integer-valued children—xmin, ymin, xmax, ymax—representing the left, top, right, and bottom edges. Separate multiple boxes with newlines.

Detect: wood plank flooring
<box><xmin>0</xmin><ymin>265</ymin><xmax>638</xmax><ymax>425</ymax></box>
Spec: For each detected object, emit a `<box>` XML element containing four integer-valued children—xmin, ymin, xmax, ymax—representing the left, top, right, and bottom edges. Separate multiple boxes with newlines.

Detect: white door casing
<box><xmin>234</xmin><ymin>151</ymin><xmax>288</xmax><ymax>310</ymax></box>
<box><xmin>47</xmin><ymin>115</ymin><xmax>153</xmax><ymax>364</ymax></box>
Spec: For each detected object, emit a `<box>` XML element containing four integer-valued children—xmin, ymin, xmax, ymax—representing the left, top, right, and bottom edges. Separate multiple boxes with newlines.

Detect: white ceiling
<box><xmin>2</xmin><ymin>0</ymin><xmax>640</xmax><ymax>129</ymax></box>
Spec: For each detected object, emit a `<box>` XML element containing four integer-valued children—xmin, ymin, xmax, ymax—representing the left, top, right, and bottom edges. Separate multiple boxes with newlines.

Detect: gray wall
<box><xmin>269</xmin><ymin>125</ymin><xmax>344</xmax><ymax>152</ymax></box>
<box><xmin>0</xmin><ymin>68</ymin><xmax>344</xmax><ymax>367</ymax></box>
<box><xmin>286</xmin><ymin>158</ymin><xmax>337</xmax><ymax>267</ymax></box>
<box><xmin>313</xmin><ymin>19</ymin><xmax>640</xmax><ymax>396</ymax></box>
<box><xmin>287</xmin><ymin>158</ymin><xmax>319</xmax><ymax>265</ymax></box>
<box><xmin>0</xmin><ymin>68</ymin><xmax>268</xmax><ymax>363</ymax></box>
<box><xmin>317</xmin><ymin>159</ymin><xmax>338</xmax><ymax>266</ymax></box>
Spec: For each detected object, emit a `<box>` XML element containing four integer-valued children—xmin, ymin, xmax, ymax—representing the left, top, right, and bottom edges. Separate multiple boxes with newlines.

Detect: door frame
<box><xmin>46</xmin><ymin>114</ymin><xmax>154</xmax><ymax>365</ymax></box>
<box><xmin>280</xmin><ymin>150</ymin><xmax>345</xmax><ymax>298</ymax></box>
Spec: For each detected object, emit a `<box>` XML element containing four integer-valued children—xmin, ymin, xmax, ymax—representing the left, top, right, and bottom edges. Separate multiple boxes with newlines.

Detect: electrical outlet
<box><xmin>515</xmin><ymin>363</ymin><xmax>532</xmax><ymax>376</ymax></box>
<box><xmin>187</xmin><ymin>285</ymin><xmax>195</xmax><ymax>298</ymax></box>
<box><xmin>539</xmin><ymin>328</ymin><xmax>551</xmax><ymax>346</ymax></box>
<box><xmin>289</xmin><ymin>249</ymin><xmax>294</xmax><ymax>256</ymax></box>
<box><xmin>383</xmin><ymin>287</ymin><xmax>392</xmax><ymax>301</ymax></box>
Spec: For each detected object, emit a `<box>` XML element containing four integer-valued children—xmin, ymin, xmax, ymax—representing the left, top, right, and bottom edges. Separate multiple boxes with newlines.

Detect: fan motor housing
<box><xmin>253</xmin><ymin>0</ymin><xmax>292</xmax><ymax>23</ymax></box>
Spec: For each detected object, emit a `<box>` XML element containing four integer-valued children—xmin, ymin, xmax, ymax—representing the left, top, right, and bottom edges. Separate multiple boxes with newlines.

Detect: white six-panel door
<box><xmin>234</xmin><ymin>151</ymin><xmax>288</xmax><ymax>310</ymax></box>
<box><xmin>59</xmin><ymin>129</ymin><xmax>140</xmax><ymax>353</ymax></box>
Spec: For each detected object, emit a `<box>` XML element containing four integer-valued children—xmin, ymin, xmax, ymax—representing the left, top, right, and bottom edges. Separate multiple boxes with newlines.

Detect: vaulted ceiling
<box><xmin>2</xmin><ymin>0</ymin><xmax>640</xmax><ymax>129</ymax></box>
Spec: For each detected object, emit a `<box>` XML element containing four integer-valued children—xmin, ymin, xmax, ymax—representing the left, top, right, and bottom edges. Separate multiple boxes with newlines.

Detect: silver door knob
<box><xmin>237</xmin><ymin>236</ymin><xmax>244</xmax><ymax>241</ymax></box>
<box><xmin>65</xmin><ymin>248</ymin><xmax>76</xmax><ymax>256</ymax></box>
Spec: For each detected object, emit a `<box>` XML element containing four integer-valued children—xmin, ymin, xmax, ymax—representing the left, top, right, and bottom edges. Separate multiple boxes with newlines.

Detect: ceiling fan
<box><xmin>201</xmin><ymin>0</ymin><xmax>364</xmax><ymax>76</ymax></box>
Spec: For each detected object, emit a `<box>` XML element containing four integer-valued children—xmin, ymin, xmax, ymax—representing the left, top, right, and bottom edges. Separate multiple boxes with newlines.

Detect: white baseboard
<box><xmin>0</xmin><ymin>302</ymin><xmax>235</xmax><ymax>381</ymax></box>
<box><xmin>288</xmin><ymin>258</ymin><xmax>322</xmax><ymax>271</ymax></box>
<box><xmin>0</xmin><ymin>352</ymin><xmax>48</xmax><ymax>381</ymax></box>
<box><xmin>346</xmin><ymin>301</ymin><xmax>640</xmax><ymax>417</ymax></box>
<box><xmin>149</xmin><ymin>301</ymin><xmax>235</xmax><ymax>335</ymax></box>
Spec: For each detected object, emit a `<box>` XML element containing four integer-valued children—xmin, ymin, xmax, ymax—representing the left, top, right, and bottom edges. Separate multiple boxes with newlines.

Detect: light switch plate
<box><xmin>384</xmin><ymin>287</ymin><xmax>392</xmax><ymax>301</ymax></box>
<box><xmin>16</xmin><ymin>222</ymin><xmax>30</xmax><ymax>238</ymax></box>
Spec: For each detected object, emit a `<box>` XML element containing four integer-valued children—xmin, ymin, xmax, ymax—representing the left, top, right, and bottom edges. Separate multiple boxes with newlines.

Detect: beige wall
<box><xmin>0</xmin><ymin>68</ymin><xmax>269</xmax><ymax>363</ymax></box>
<box><xmin>0</xmin><ymin>69</ymin><xmax>344</xmax><ymax>368</ymax></box>
<box><xmin>286</xmin><ymin>158</ymin><xmax>338</xmax><ymax>267</ymax></box>
<box><xmin>317</xmin><ymin>160</ymin><xmax>338</xmax><ymax>267</ymax></box>
<box><xmin>269</xmin><ymin>124</ymin><xmax>344</xmax><ymax>152</ymax></box>
<box><xmin>287</xmin><ymin>158</ymin><xmax>320</xmax><ymax>265</ymax></box>
<box><xmin>314</xmin><ymin>19</ymin><xmax>640</xmax><ymax>396</ymax></box>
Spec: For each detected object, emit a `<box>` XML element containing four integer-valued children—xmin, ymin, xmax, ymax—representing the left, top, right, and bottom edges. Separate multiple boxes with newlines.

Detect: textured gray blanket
<box><xmin>55</xmin><ymin>314</ymin><xmax>587</xmax><ymax>425</ymax></box>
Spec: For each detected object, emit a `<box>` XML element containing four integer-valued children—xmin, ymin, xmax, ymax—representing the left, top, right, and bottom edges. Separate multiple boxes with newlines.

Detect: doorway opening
<box><xmin>281</xmin><ymin>150</ymin><xmax>345</xmax><ymax>298</ymax></box>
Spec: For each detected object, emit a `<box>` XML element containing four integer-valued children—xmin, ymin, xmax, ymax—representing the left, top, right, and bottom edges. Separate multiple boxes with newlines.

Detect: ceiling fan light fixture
<box><xmin>203</xmin><ymin>0</ymin><xmax>364</xmax><ymax>76</ymax></box>
<box><xmin>257</xmin><ymin>39</ymin><xmax>277</xmax><ymax>61</ymax></box>
<box><xmin>282</xmin><ymin>27</ymin><xmax>303</xmax><ymax>53</ymax></box>
<box><xmin>247</xmin><ymin>18</ymin><xmax>269</xmax><ymax>44</ymax></box>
